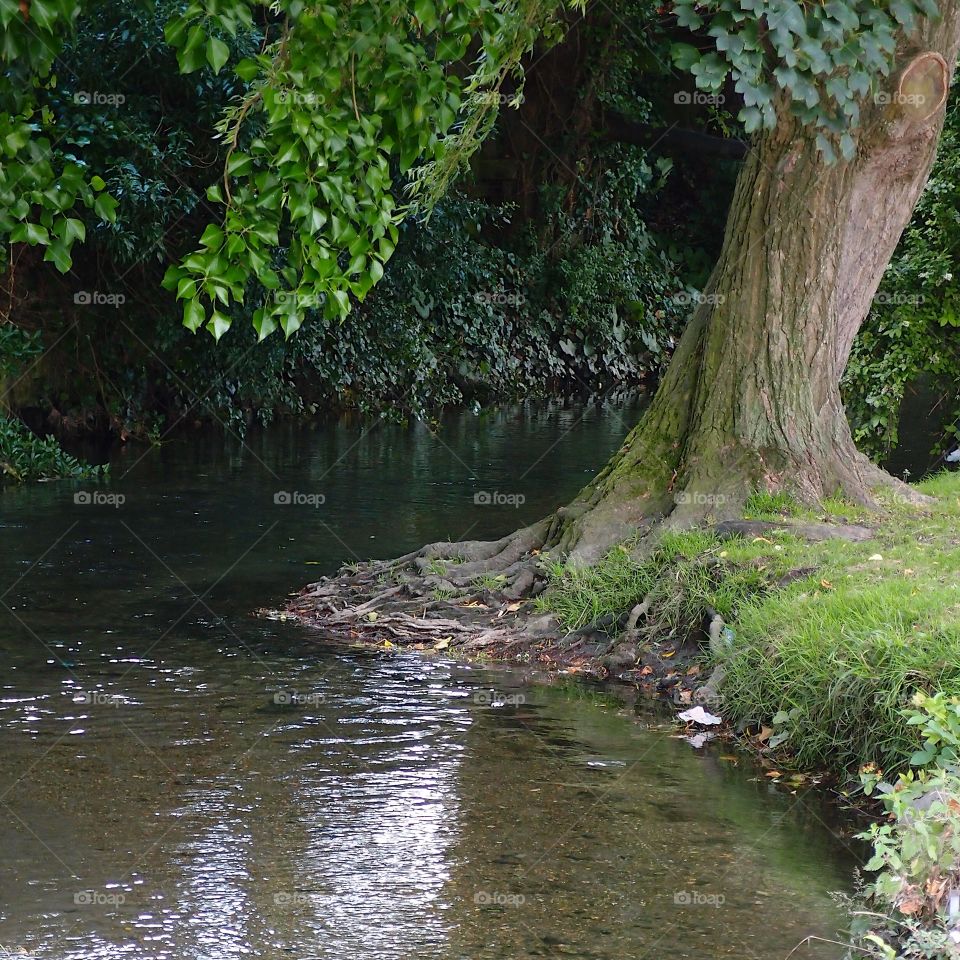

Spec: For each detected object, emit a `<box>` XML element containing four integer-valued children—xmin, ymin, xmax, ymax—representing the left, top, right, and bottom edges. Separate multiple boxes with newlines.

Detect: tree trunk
<box><xmin>288</xmin><ymin>8</ymin><xmax>960</xmax><ymax>641</ymax></box>
<box><xmin>553</xmin><ymin>15</ymin><xmax>960</xmax><ymax>565</ymax></box>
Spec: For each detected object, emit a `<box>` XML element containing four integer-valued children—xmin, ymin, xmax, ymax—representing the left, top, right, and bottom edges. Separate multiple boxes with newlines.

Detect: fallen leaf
<box><xmin>765</xmin><ymin>770</ymin><xmax>782</xmax><ymax>778</ymax></box>
<box><xmin>752</xmin><ymin>536</ymin><xmax>774</xmax><ymax>544</ymax></box>
<box><xmin>868</xmin><ymin>553</ymin><xmax>883</xmax><ymax>561</ymax></box>
<box><xmin>898</xmin><ymin>892</ymin><xmax>924</xmax><ymax>916</ymax></box>
<box><xmin>639</xmin><ymin>665</ymin><xmax>654</xmax><ymax>677</ymax></box>
<box><xmin>661</xmin><ymin>649</ymin><xmax>676</xmax><ymax>659</ymax></box>
<box><xmin>685</xmin><ymin>664</ymin><xmax>702</xmax><ymax>677</ymax></box>
<box><xmin>820</xmin><ymin>579</ymin><xmax>833</xmax><ymax>589</ymax></box>
<box><xmin>366</xmin><ymin>611</ymin><xmax>378</xmax><ymax>622</ymax></box>
<box><xmin>506</xmin><ymin>602</ymin><xmax>522</xmax><ymax>612</ymax></box>
<box><xmin>756</xmin><ymin>725</ymin><xmax>773</xmax><ymax>743</ymax></box>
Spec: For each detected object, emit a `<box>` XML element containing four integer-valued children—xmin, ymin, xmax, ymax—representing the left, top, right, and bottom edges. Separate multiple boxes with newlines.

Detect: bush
<box><xmin>844</xmin><ymin>90</ymin><xmax>960</xmax><ymax>462</ymax></box>
<box><xmin>0</xmin><ymin>416</ymin><xmax>103</xmax><ymax>482</ymax></box>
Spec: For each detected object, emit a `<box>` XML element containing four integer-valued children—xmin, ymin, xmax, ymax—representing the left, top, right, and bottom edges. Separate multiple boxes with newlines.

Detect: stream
<box><xmin>0</xmin><ymin>399</ymin><xmax>858</xmax><ymax>959</ymax></box>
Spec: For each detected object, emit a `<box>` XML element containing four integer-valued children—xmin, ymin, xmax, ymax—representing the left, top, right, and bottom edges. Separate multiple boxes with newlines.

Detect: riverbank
<box><xmin>281</xmin><ymin>470</ymin><xmax>960</xmax><ymax>958</ymax></box>
<box><xmin>282</xmin><ymin>471</ymin><xmax>960</xmax><ymax>773</ymax></box>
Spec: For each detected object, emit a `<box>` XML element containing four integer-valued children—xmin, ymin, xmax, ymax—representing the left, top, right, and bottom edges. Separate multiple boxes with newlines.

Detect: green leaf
<box><xmin>207</xmin><ymin>310</ymin><xmax>231</xmax><ymax>341</ymax></box>
<box><xmin>671</xmin><ymin>43</ymin><xmax>701</xmax><ymax>72</ymax></box>
<box><xmin>94</xmin><ymin>194</ymin><xmax>118</xmax><ymax>223</ymax></box>
<box><xmin>331</xmin><ymin>288</ymin><xmax>351</xmax><ymax>318</ymax></box>
<box><xmin>253</xmin><ymin>308</ymin><xmax>277</xmax><ymax>341</ymax></box>
<box><xmin>200</xmin><ymin>223</ymin><xmax>225</xmax><ymax>249</ymax></box>
<box><xmin>43</xmin><ymin>239</ymin><xmax>72</xmax><ymax>273</ymax></box>
<box><xmin>206</xmin><ymin>36</ymin><xmax>230</xmax><ymax>74</ymax></box>
<box><xmin>63</xmin><ymin>218</ymin><xmax>85</xmax><ymax>244</ymax></box>
<box><xmin>14</xmin><ymin>222</ymin><xmax>51</xmax><ymax>246</ymax></box>
<box><xmin>183</xmin><ymin>298</ymin><xmax>205</xmax><ymax>333</ymax></box>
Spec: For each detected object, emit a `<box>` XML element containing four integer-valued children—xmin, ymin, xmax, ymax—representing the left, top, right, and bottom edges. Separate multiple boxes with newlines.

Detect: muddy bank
<box><xmin>272</xmin><ymin>565</ymin><xmax>728</xmax><ymax>712</ymax></box>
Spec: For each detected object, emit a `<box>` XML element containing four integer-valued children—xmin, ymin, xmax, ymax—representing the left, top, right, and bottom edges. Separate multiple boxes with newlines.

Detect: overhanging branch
<box><xmin>604</xmin><ymin>112</ymin><xmax>749</xmax><ymax>161</ymax></box>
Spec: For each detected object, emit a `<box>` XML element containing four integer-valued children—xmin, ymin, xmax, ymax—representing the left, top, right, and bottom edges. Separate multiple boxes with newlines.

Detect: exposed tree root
<box><xmin>713</xmin><ymin>519</ymin><xmax>876</xmax><ymax>542</ymax></box>
<box><xmin>273</xmin><ymin>459</ymin><xmax>904</xmax><ymax>697</ymax></box>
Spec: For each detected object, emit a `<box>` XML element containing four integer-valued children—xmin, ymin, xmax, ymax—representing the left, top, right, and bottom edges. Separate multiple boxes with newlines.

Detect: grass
<box><xmin>538</xmin><ymin>472</ymin><xmax>960</xmax><ymax>774</ymax></box>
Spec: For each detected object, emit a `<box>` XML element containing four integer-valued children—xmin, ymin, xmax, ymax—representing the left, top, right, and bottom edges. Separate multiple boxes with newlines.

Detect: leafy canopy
<box><xmin>672</xmin><ymin>0</ymin><xmax>940</xmax><ymax>161</ymax></box>
<box><xmin>0</xmin><ymin>0</ymin><xmax>941</xmax><ymax>340</ymax></box>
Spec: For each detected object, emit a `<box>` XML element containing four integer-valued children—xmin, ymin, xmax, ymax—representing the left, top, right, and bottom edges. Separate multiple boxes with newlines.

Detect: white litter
<box><xmin>677</xmin><ymin>706</ymin><xmax>722</xmax><ymax>726</ymax></box>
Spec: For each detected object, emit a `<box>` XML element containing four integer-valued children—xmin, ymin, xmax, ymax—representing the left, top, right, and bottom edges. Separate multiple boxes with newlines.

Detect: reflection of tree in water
<box><xmin>440</xmin><ymin>689</ymin><xmax>855</xmax><ymax>960</ymax></box>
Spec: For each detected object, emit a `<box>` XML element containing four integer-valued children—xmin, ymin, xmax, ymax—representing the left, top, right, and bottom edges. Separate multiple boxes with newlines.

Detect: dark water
<box><xmin>0</xmin><ymin>400</ymin><xmax>858</xmax><ymax>959</ymax></box>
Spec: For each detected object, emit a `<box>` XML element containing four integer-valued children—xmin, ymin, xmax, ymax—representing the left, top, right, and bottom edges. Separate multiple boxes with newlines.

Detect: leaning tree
<box><xmin>3</xmin><ymin>0</ymin><xmax>959</xmax><ymax>619</ymax></box>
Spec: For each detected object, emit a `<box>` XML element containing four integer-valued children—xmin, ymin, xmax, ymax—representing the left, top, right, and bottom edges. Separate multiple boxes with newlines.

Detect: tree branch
<box><xmin>604</xmin><ymin>112</ymin><xmax>749</xmax><ymax>161</ymax></box>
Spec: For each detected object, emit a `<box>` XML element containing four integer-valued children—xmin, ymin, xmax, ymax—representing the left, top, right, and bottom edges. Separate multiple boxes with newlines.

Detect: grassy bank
<box><xmin>540</xmin><ymin>472</ymin><xmax>960</xmax><ymax>775</ymax></box>
<box><xmin>538</xmin><ymin>471</ymin><xmax>960</xmax><ymax>957</ymax></box>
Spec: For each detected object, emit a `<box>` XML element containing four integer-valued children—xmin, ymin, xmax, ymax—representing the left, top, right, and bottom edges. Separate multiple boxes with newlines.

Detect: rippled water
<box><xmin>0</xmin><ymin>400</ymin><xmax>857</xmax><ymax>959</ymax></box>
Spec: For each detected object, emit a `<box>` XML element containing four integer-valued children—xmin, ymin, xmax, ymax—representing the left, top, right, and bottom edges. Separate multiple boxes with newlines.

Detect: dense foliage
<box><xmin>843</xmin><ymin>91</ymin><xmax>960</xmax><ymax>462</ymax></box>
<box><xmin>671</xmin><ymin>0</ymin><xmax>938</xmax><ymax>159</ymax></box>
<box><xmin>2</xmin><ymin>0</ymin><xmax>690</xmax><ymax>437</ymax></box>
<box><xmin>0</xmin><ymin>0</ymin><xmax>957</xmax><ymax>470</ymax></box>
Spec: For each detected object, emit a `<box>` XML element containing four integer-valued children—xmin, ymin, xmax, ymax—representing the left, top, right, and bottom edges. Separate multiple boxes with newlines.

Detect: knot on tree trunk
<box><xmin>890</xmin><ymin>51</ymin><xmax>949</xmax><ymax>125</ymax></box>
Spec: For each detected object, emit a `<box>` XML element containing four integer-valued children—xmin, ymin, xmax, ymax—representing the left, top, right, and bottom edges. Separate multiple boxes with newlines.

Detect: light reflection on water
<box><xmin>0</xmin><ymin>403</ymin><xmax>856</xmax><ymax>959</ymax></box>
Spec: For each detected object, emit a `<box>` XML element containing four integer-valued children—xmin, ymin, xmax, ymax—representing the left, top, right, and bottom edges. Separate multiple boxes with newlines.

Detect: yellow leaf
<box><xmin>434</xmin><ymin>637</ymin><xmax>451</xmax><ymax>650</ymax></box>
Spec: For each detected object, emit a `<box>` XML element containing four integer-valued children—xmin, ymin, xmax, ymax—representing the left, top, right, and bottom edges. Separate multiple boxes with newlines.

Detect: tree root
<box><xmin>713</xmin><ymin>519</ymin><xmax>876</xmax><ymax>542</ymax></box>
<box><xmin>280</xmin><ymin>518</ymin><xmax>564</xmax><ymax>657</ymax></box>
<box><xmin>271</xmin><ymin>447</ymin><xmax>935</xmax><ymax>704</ymax></box>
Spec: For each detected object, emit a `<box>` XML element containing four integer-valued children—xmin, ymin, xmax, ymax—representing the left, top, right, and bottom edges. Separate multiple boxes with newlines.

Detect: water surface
<box><xmin>0</xmin><ymin>400</ymin><xmax>857</xmax><ymax>959</ymax></box>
